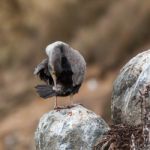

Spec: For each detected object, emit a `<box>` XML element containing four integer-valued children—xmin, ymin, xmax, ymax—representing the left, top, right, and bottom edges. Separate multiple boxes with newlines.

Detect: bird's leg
<box><xmin>51</xmin><ymin>72</ymin><xmax>58</xmax><ymax>109</ymax></box>
<box><xmin>70</xmin><ymin>94</ymin><xmax>74</xmax><ymax>105</ymax></box>
<box><xmin>47</xmin><ymin>79</ymin><xmax>59</xmax><ymax>108</ymax></box>
<box><xmin>54</xmin><ymin>95</ymin><xmax>58</xmax><ymax>108</ymax></box>
<box><xmin>67</xmin><ymin>94</ymin><xmax>76</xmax><ymax>108</ymax></box>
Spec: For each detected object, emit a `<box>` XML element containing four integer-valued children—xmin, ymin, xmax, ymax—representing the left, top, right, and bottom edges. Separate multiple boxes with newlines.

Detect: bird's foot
<box><xmin>65</xmin><ymin>103</ymin><xmax>83</xmax><ymax>109</ymax></box>
<box><xmin>54</xmin><ymin>103</ymin><xmax>83</xmax><ymax>110</ymax></box>
<box><xmin>54</xmin><ymin>106</ymin><xmax>65</xmax><ymax>110</ymax></box>
<box><xmin>54</xmin><ymin>105</ymin><xmax>75</xmax><ymax>110</ymax></box>
<box><xmin>65</xmin><ymin>104</ymin><xmax>76</xmax><ymax>109</ymax></box>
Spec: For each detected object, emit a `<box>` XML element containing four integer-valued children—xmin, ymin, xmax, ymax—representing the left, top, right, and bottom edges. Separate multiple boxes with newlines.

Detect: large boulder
<box><xmin>35</xmin><ymin>105</ymin><xmax>109</xmax><ymax>150</ymax></box>
<box><xmin>112</xmin><ymin>50</ymin><xmax>150</xmax><ymax>125</ymax></box>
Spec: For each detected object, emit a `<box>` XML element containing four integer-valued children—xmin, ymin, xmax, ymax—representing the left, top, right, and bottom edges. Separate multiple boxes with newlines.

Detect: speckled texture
<box><xmin>112</xmin><ymin>49</ymin><xmax>150</xmax><ymax>125</ymax></box>
<box><xmin>35</xmin><ymin>105</ymin><xmax>109</xmax><ymax>150</ymax></box>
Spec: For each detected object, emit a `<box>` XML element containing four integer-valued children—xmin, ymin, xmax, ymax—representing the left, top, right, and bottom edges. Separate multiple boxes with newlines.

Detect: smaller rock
<box><xmin>35</xmin><ymin>105</ymin><xmax>109</xmax><ymax>150</ymax></box>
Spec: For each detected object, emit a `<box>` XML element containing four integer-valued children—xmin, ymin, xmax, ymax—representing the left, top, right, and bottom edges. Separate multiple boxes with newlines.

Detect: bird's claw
<box><xmin>54</xmin><ymin>106</ymin><xmax>65</xmax><ymax>111</ymax></box>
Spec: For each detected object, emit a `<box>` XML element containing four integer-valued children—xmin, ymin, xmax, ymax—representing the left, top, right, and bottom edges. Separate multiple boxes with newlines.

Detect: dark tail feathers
<box><xmin>35</xmin><ymin>84</ymin><xmax>56</xmax><ymax>99</ymax></box>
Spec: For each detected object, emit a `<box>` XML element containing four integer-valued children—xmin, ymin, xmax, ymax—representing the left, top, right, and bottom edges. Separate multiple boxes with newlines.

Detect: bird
<box><xmin>34</xmin><ymin>41</ymin><xmax>86</xmax><ymax>109</ymax></box>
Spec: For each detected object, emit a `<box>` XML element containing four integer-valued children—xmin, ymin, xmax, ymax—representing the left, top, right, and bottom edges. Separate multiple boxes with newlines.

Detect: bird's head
<box><xmin>45</xmin><ymin>41</ymin><xmax>68</xmax><ymax>56</ymax></box>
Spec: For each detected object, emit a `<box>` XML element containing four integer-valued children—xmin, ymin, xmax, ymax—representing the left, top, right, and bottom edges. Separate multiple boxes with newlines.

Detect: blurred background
<box><xmin>0</xmin><ymin>0</ymin><xmax>150</xmax><ymax>149</ymax></box>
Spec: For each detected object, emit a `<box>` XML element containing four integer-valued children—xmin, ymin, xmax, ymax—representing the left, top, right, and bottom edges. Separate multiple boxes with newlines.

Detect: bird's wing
<box><xmin>34</xmin><ymin>58</ymin><xmax>53</xmax><ymax>84</ymax></box>
<box><xmin>34</xmin><ymin>58</ymin><xmax>48</xmax><ymax>75</ymax></box>
<box><xmin>67</xmin><ymin>49</ymin><xmax>86</xmax><ymax>86</ymax></box>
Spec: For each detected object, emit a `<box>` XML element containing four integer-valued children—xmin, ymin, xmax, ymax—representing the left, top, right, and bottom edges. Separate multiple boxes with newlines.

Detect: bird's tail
<box><xmin>35</xmin><ymin>84</ymin><xmax>56</xmax><ymax>99</ymax></box>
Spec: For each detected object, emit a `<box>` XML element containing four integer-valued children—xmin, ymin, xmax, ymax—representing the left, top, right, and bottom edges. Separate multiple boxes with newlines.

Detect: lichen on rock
<box><xmin>35</xmin><ymin>105</ymin><xmax>109</xmax><ymax>150</ymax></box>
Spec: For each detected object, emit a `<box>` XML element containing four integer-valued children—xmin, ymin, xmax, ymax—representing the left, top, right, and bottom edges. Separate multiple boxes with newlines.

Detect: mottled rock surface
<box><xmin>112</xmin><ymin>50</ymin><xmax>150</xmax><ymax>125</ymax></box>
<box><xmin>35</xmin><ymin>105</ymin><xmax>109</xmax><ymax>150</ymax></box>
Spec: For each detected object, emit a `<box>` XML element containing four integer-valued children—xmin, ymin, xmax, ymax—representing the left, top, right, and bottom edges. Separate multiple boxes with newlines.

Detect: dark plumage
<box><xmin>34</xmin><ymin>41</ymin><xmax>86</xmax><ymax>108</ymax></box>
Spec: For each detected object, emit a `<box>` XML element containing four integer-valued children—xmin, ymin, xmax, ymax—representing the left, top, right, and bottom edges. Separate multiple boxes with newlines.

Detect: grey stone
<box><xmin>112</xmin><ymin>49</ymin><xmax>150</xmax><ymax>125</ymax></box>
<box><xmin>35</xmin><ymin>105</ymin><xmax>109</xmax><ymax>150</ymax></box>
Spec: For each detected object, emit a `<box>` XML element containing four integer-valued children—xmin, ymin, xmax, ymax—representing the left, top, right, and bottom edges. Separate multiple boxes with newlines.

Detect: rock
<box><xmin>112</xmin><ymin>50</ymin><xmax>150</xmax><ymax>125</ymax></box>
<box><xmin>35</xmin><ymin>105</ymin><xmax>109</xmax><ymax>150</ymax></box>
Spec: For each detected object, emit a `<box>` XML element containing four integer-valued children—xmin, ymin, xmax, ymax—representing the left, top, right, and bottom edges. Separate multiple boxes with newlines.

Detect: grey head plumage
<box><xmin>34</xmin><ymin>41</ymin><xmax>86</xmax><ymax>100</ymax></box>
<box><xmin>45</xmin><ymin>41</ymin><xmax>86</xmax><ymax>86</ymax></box>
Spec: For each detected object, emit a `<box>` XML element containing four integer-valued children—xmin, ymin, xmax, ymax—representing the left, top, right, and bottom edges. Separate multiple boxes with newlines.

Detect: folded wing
<box><xmin>34</xmin><ymin>58</ymin><xmax>53</xmax><ymax>84</ymax></box>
